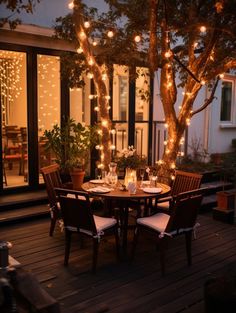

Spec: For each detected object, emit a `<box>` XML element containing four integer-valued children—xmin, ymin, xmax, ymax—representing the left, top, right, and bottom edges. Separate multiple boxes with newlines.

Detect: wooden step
<box><xmin>0</xmin><ymin>190</ymin><xmax>48</xmax><ymax>211</ymax></box>
<box><xmin>0</xmin><ymin>203</ymin><xmax>50</xmax><ymax>225</ymax></box>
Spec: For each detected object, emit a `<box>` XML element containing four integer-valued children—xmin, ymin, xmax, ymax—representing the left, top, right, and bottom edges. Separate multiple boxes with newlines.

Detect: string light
<box><xmin>134</xmin><ymin>35</ymin><xmax>141</xmax><ymax>43</ymax></box>
<box><xmin>164</xmin><ymin>50</ymin><xmax>172</xmax><ymax>58</ymax></box>
<box><xmin>76</xmin><ymin>47</ymin><xmax>83</xmax><ymax>54</ymax></box>
<box><xmin>79</xmin><ymin>31</ymin><xmax>86</xmax><ymax>39</ymax></box>
<box><xmin>84</xmin><ymin>21</ymin><xmax>90</xmax><ymax>28</ymax></box>
<box><xmin>88</xmin><ymin>57</ymin><xmax>94</xmax><ymax>66</ymax></box>
<box><xmin>101</xmin><ymin>119</ymin><xmax>108</xmax><ymax>127</ymax></box>
<box><xmin>107</xmin><ymin>30</ymin><xmax>114</xmax><ymax>38</ymax></box>
<box><xmin>219</xmin><ymin>73</ymin><xmax>225</xmax><ymax>79</ymax></box>
<box><xmin>200</xmin><ymin>26</ymin><xmax>206</xmax><ymax>33</ymax></box>
<box><xmin>68</xmin><ymin>1</ymin><xmax>74</xmax><ymax>9</ymax></box>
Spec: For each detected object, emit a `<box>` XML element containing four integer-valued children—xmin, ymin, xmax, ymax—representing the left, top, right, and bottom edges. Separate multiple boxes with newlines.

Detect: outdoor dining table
<box><xmin>82</xmin><ymin>181</ymin><xmax>171</xmax><ymax>251</ymax></box>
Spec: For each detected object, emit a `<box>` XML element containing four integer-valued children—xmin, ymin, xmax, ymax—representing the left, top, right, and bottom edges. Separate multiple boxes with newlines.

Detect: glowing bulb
<box><xmin>84</xmin><ymin>21</ymin><xmax>90</xmax><ymax>28</ymax></box>
<box><xmin>88</xmin><ymin>57</ymin><xmax>94</xmax><ymax>66</ymax></box>
<box><xmin>102</xmin><ymin>73</ymin><xmax>107</xmax><ymax>81</ymax></box>
<box><xmin>164</xmin><ymin>140</ymin><xmax>168</xmax><ymax>145</ymax></box>
<box><xmin>164</xmin><ymin>123</ymin><xmax>169</xmax><ymax>128</ymax></box>
<box><xmin>88</xmin><ymin>94</ymin><xmax>94</xmax><ymax>99</ymax></box>
<box><xmin>92</xmin><ymin>41</ymin><xmax>97</xmax><ymax>46</ymax></box>
<box><xmin>76</xmin><ymin>47</ymin><xmax>83</xmax><ymax>54</ymax></box>
<box><xmin>134</xmin><ymin>35</ymin><xmax>141</xmax><ymax>43</ymax></box>
<box><xmin>101</xmin><ymin>119</ymin><xmax>108</xmax><ymax>127</ymax></box>
<box><xmin>68</xmin><ymin>1</ymin><xmax>74</xmax><ymax>9</ymax></box>
<box><xmin>87</xmin><ymin>72</ymin><xmax>94</xmax><ymax>79</ymax></box>
<box><xmin>200</xmin><ymin>26</ymin><xmax>206</xmax><ymax>33</ymax></box>
<box><xmin>186</xmin><ymin>118</ymin><xmax>191</xmax><ymax>126</ymax></box>
<box><xmin>200</xmin><ymin>80</ymin><xmax>206</xmax><ymax>85</ymax></box>
<box><xmin>110</xmin><ymin>129</ymin><xmax>116</xmax><ymax>134</ymax></box>
<box><xmin>94</xmin><ymin>106</ymin><xmax>99</xmax><ymax>111</ymax></box>
<box><xmin>107</xmin><ymin>30</ymin><xmax>114</xmax><ymax>38</ymax></box>
<box><xmin>219</xmin><ymin>73</ymin><xmax>225</xmax><ymax>79</ymax></box>
<box><xmin>110</xmin><ymin>145</ymin><xmax>116</xmax><ymax>150</ymax></box>
<box><xmin>79</xmin><ymin>31</ymin><xmax>86</xmax><ymax>39</ymax></box>
<box><xmin>193</xmin><ymin>42</ymin><xmax>198</xmax><ymax>48</ymax></box>
<box><xmin>97</xmin><ymin>129</ymin><xmax>102</xmax><ymax>135</ymax></box>
<box><xmin>170</xmin><ymin>163</ymin><xmax>176</xmax><ymax>169</ymax></box>
<box><xmin>164</xmin><ymin>50</ymin><xmax>172</xmax><ymax>58</ymax></box>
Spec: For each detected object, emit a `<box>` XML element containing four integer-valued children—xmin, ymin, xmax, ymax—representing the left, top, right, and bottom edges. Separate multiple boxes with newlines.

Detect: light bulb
<box><xmin>164</xmin><ymin>50</ymin><xmax>172</xmax><ymax>58</ymax></box>
<box><xmin>79</xmin><ymin>31</ymin><xmax>86</xmax><ymax>39</ymax></box>
<box><xmin>88</xmin><ymin>57</ymin><xmax>94</xmax><ymax>66</ymax></box>
<box><xmin>107</xmin><ymin>30</ymin><xmax>114</xmax><ymax>38</ymax></box>
<box><xmin>219</xmin><ymin>73</ymin><xmax>225</xmax><ymax>79</ymax></box>
<box><xmin>84</xmin><ymin>21</ymin><xmax>90</xmax><ymax>28</ymax></box>
<box><xmin>200</xmin><ymin>26</ymin><xmax>206</xmax><ymax>33</ymax></box>
<box><xmin>68</xmin><ymin>1</ymin><xmax>74</xmax><ymax>9</ymax></box>
<box><xmin>134</xmin><ymin>35</ymin><xmax>141</xmax><ymax>43</ymax></box>
<box><xmin>76</xmin><ymin>47</ymin><xmax>83</xmax><ymax>54</ymax></box>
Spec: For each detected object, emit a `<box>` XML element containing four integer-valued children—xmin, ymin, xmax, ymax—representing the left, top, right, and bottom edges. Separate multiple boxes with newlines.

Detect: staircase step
<box><xmin>0</xmin><ymin>204</ymin><xmax>50</xmax><ymax>226</ymax></box>
<box><xmin>0</xmin><ymin>190</ymin><xmax>48</xmax><ymax>211</ymax></box>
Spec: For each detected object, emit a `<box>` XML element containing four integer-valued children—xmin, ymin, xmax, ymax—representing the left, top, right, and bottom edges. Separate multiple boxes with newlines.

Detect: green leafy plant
<box><xmin>44</xmin><ymin>118</ymin><xmax>98</xmax><ymax>172</ymax></box>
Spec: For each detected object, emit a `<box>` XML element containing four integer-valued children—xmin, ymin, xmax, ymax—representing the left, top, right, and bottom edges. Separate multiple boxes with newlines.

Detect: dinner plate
<box><xmin>88</xmin><ymin>187</ymin><xmax>111</xmax><ymax>194</ymax></box>
<box><xmin>89</xmin><ymin>179</ymin><xmax>105</xmax><ymax>184</ymax></box>
<box><xmin>143</xmin><ymin>187</ymin><xmax>162</xmax><ymax>194</ymax></box>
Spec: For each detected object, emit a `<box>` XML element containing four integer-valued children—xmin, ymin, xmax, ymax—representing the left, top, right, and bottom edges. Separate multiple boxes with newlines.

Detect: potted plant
<box><xmin>44</xmin><ymin>118</ymin><xmax>98</xmax><ymax>189</ymax></box>
<box><xmin>115</xmin><ymin>146</ymin><xmax>146</xmax><ymax>186</ymax></box>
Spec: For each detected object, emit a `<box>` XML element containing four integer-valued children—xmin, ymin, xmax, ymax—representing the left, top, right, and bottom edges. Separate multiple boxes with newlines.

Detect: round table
<box><xmin>82</xmin><ymin>181</ymin><xmax>171</xmax><ymax>251</ymax></box>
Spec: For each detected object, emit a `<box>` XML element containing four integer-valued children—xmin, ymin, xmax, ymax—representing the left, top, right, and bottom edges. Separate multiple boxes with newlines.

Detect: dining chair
<box><xmin>132</xmin><ymin>188</ymin><xmax>205</xmax><ymax>275</ymax></box>
<box><xmin>55</xmin><ymin>188</ymin><xmax>120</xmax><ymax>273</ymax></box>
<box><xmin>40</xmin><ymin>164</ymin><xmax>63</xmax><ymax>236</ymax></box>
<box><xmin>156</xmin><ymin>170</ymin><xmax>203</xmax><ymax>213</ymax></box>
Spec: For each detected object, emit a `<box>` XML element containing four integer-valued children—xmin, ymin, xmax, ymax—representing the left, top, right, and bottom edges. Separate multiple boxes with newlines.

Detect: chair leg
<box><xmin>114</xmin><ymin>226</ymin><xmax>120</xmax><ymax>261</ymax></box>
<box><xmin>49</xmin><ymin>216</ymin><xmax>57</xmax><ymax>236</ymax></box>
<box><xmin>64</xmin><ymin>230</ymin><xmax>71</xmax><ymax>266</ymax></box>
<box><xmin>185</xmin><ymin>231</ymin><xmax>192</xmax><ymax>266</ymax></box>
<box><xmin>131</xmin><ymin>226</ymin><xmax>140</xmax><ymax>261</ymax></box>
<box><xmin>159</xmin><ymin>237</ymin><xmax>169</xmax><ymax>276</ymax></box>
<box><xmin>92</xmin><ymin>238</ymin><xmax>99</xmax><ymax>274</ymax></box>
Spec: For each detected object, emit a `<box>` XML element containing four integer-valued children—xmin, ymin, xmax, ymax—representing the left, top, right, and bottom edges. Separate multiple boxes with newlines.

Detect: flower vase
<box><xmin>124</xmin><ymin>168</ymin><xmax>137</xmax><ymax>187</ymax></box>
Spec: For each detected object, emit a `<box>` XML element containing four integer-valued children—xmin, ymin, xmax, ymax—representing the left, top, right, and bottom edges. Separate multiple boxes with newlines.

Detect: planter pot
<box><xmin>216</xmin><ymin>190</ymin><xmax>236</xmax><ymax>210</ymax></box>
<box><xmin>70</xmin><ymin>169</ymin><xmax>85</xmax><ymax>190</ymax></box>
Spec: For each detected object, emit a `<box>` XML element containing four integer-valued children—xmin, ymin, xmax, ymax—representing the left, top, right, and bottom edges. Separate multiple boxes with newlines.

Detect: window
<box><xmin>220</xmin><ymin>79</ymin><xmax>234</xmax><ymax>123</ymax></box>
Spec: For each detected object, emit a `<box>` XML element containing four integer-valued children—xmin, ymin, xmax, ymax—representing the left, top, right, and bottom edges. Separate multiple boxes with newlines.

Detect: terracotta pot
<box><xmin>216</xmin><ymin>190</ymin><xmax>235</xmax><ymax>210</ymax></box>
<box><xmin>70</xmin><ymin>169</ymin><xmax>85</xmax><ymax>190</ymax></box>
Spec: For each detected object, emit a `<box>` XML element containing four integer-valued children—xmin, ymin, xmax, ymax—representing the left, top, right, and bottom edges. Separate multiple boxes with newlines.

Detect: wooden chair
<box><xmin>132</xmin><ymin>188</ymin><xmax>205</xmax><ymax>275</ymax></box>
<box><xmin>40</xmin><ymin>164</ymin><xmax>63</xmax><ymax>236</ymax></box>
<box><xmin>55</xmin><ymin>188</ymin><xmax>120</xmax><ymax>273</ymax></box>
<box><xmin>156</xmin><ymin>170</ymin><xmax>203</xmax><ymax>212</ymax></box>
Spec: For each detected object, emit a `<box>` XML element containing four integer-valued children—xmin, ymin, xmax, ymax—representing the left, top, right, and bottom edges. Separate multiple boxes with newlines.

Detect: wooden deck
<box><xmin>1</xmin><ymin>212</ymin><xmax>236</xmax><ymax>313</ymax></box>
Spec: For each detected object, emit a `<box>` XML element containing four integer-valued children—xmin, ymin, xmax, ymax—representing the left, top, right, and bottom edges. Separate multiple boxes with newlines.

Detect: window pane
<box><xmin>37</xmin><ymin>54</ymin><xmax>60</xmax><ymax>182</ymax></box>
<box><xmin>70</xmin><ymin>76</ymin><xmax>91</xmax><ymax>125</ymax></box>
<box><xmin>220</xmin><ymin>81</ymin><xmax>232</xmax><ymax>121</ymax></box>
<box><xmin>1</xmin><ymin>50</ymin><xmax>28</xmax><ymax>188</ymax></box>
<box><xmin>113</xmin><ymin>65</ymin><xmax>129</xmax><ymax>121</ymax></box>
<box><xmin>135</xmin><ymin>123</ymin><xmax>148</xmax><ymax>158</ymax></box>
<box><xmin>135</xmin><ymin>67</ymin><xmax>150</xmax><ymax>121</ymax></box>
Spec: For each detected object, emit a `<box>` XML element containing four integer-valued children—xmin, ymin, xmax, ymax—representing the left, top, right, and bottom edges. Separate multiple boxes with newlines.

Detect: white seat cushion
<box><xmin>94</xmin><ymin>215</ymin><xmax>117</xmax><ymax>232</ymax></box>
<box><xmin>137</xmin><ymin>213</ymin><xmax>170</xmax><ymax>233</ymax></box>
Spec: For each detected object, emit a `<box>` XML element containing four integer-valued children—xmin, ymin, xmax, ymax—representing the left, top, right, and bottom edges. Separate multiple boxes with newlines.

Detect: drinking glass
<box><xmin>110</xmin><ymin>173</ymin><xmax>118</xmax><ymax>187</ymax></box>
<box><xmin>139</xmin><ymin>168</ymin><xmax>145</xmax><ymax>181</ymax></box>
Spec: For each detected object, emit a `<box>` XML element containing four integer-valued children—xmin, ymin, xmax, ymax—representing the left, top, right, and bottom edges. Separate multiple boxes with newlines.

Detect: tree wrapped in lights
<box><xmin>57</xmin><ymin>0</ymin><xmax>236</xmax><ymax>179</ymax></box>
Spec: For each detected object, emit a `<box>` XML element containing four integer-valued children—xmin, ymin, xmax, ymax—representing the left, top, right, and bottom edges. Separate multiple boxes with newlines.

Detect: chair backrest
<box><xmin>41</xmin><ymin>164</ymin><xmax>62</xmax><ymax>209</ymax></box>
<box><xmin>55</xmin><ymin>188</ymin><xmax>97</xmax><ymax>235</ymax></box>
<box><xmin>165</xmin><ymin>188</ymin><xmax>205</xmax><ymax>234</ymax></box>
<box><xmin>171</xmin><ymin>170</ymin><xmax>203</xmax><ymax>197</ymax></box>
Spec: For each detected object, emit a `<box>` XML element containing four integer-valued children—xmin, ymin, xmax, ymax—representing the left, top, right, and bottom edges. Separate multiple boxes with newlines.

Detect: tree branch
<box><xmin>191</xmin><ymin>78</ymin><xmax>219</xmax><ymax>116</ymax></box>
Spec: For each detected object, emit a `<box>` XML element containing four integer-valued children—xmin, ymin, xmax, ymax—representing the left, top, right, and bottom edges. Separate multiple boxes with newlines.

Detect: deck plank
<box><xmin>1</xmin><ymin>213</ymin><xmax>236</xmax><ymax>313</ymax></box>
